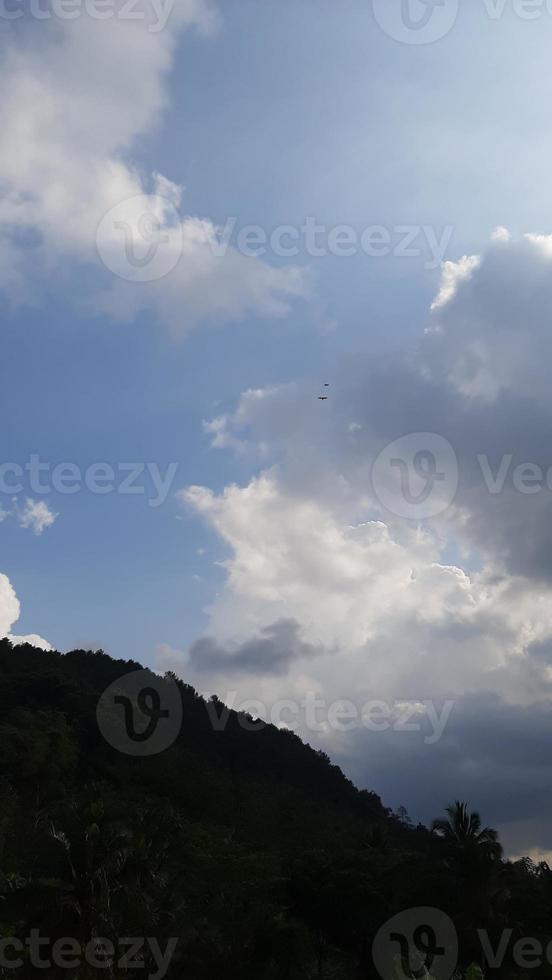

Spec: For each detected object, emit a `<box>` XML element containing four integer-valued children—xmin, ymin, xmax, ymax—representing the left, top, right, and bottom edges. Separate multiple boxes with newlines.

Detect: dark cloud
<box><xmin>192</xmin><ymin>234</ymin><xmax>552</xmax><ymax>855</ymax></box>
<box><xmin>188</xmin><ymin>618</ymin><xmax>323</xmax><ymax>676</ymax></box>
<box><xmin>336</xmin><ymin>692</ymin><xmax>552</xmax><ymax>855</ymax></box>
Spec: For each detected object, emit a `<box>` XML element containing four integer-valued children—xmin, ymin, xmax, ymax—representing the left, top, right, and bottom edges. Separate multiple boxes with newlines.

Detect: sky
<box><xmin>4</xmin><ymin>0</ymin><xmax>552</xmax><ymax>855</ymax></box>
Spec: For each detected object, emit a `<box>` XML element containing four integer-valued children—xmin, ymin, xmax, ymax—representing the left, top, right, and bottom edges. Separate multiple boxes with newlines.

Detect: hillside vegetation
<box><xmin>0</xmin><ymin>639</ymin><xmax>550</xmax><ymax>978</ymax></box>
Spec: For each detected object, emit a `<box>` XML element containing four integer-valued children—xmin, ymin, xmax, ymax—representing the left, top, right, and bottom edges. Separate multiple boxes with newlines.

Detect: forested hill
<box><xmin>1</xmin><ymin>639</ymin><xmax>551</xmax><ymax>979</ymax></box>
<box><xmin>0</xmin><ymin>638</ymin><xmax>417</xmax><ymax>850</ymax></box>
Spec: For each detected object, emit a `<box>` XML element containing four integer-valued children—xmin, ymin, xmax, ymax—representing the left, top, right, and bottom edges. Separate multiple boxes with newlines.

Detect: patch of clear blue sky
<box><xmin>5</xmin><ymin>0</ymin><xmax>552</xmax><ymax>660</ymax></box>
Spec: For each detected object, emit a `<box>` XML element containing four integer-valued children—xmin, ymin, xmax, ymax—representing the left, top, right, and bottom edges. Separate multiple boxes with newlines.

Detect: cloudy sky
<box><xmin>4</xmin><ymin>0</ymin><xmax>552</xmax><ymax>855</ymax></box>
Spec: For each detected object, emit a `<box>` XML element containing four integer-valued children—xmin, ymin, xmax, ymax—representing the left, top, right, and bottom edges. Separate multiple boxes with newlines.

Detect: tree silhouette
<box><xmin>431</xmin><ymin>801</ymin><xmax>502</xmax><ymax>865</ymax></box>
<box><xmin>1</xmin><ymin>641</ymin><xmax>551</xmax><ymax>979</ymax></box>
<box><xmin>432</xmin><ymin>802</ymin><xmax>505</xmax><ymax>971</ymax></box>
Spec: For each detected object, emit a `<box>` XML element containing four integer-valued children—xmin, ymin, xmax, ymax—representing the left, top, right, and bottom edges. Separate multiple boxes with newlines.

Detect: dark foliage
<box><xmin>0</xmin><ymin>639</ymin><xmax>549</xmax><ymax>978</ymax></box>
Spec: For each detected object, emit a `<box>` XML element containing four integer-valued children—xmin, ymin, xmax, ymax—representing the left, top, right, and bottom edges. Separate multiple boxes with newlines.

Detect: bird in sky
<box><xmin>318</xmin><ymin>396</ymin><xmax>328</xmax><ymax>401</ymax></box>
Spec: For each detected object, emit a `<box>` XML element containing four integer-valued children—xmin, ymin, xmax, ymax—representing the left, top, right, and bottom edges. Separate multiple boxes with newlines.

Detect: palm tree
<box><xmin>431</xmin><ymin>801</ymin><xmax>502</xmax><ymax>866</ymax></box>
<box><xmin>431</xmin><ymin>803</ymin><xmax>505</xmax><ymax>970</ymax></box>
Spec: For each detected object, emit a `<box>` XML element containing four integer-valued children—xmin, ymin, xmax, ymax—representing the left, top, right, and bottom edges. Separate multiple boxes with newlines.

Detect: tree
<box><xmin>431</xmin><ymin>801</ymin><xmax>502</xmax><ymax>866</ymax></box>
<box><xmin>432</xmin><ymin>802</ymin><xmax>505</xmax><ymax>971</ymax></box>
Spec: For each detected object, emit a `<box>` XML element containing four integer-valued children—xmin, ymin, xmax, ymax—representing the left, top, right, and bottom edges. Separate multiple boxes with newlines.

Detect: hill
<box><xmin>0</xmin><ymin>638</ymin><xmax>550</xmax><ymax>979</ymax></box>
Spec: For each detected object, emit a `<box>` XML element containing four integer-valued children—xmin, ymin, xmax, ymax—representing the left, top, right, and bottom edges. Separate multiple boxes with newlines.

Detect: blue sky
<box><xmin>7</xmin><ymin>0</ymin><xmax>552</xmax><ymax>855</ymax></box>
<box><xmin>2</xmin><ymin>0</ymin><xmax>449</xmax><ymax>655</ymax></box>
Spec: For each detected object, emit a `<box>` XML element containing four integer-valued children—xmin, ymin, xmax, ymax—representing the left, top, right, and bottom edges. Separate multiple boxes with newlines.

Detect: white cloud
<box><xmin>181</xmin><ymin>474</ymin><xmax>552</xmax><ymax>708</ymax></box>
<box><xmin>8</xmin><ymin>633</ymin><xmax>52</xmax><ymax>652</ymax></box>
<box><xmin>0</xmin><ymin>573</ymin><xmax>20</xmax><ymax>638</ymax></box>
<box><xmin>0</xmin><ymin>571</ymin><xmax>50</xmax><ymax>649</ymax></box>
<box><xmin>426</xmin><ymin>233</ymin><xmax>552</xmax><ymax>403</ymax></box>
<box><xmin>491</xmin><ymin>226</ymin><xmax>512</xmax><ymax>243</ymax></box>
<box><xmin>200</xmin><ymin>234</ymin><xmax>552</xmax><ymax>583</ymax></box>
<box><xmin>171</xmin><ymin>230</ymin><xmax>552</xmax><ymax>848</ymax></box>
<box><xmin>430</xmin><ymin>253</ymin><xmax>480</xmax><ymax>312</ymax></box>
<box><xmin>15</xmin><ymin>498</ymin><xmax>57</xmax><ymax>536</ymax></box>
<box><xmin>0</xmin><ymin>2</ymin><xmax>308</xmax><ymax>330</ymax></box>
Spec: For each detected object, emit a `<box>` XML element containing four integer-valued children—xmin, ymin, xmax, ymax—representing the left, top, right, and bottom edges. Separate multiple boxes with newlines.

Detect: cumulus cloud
<box><xmin>14</xmin><ymin>498</ymin><xmax>57</xmax><ymax>535</ymax></box>
<box><xmin>171</xmin><ymin>229</ymin><xmax>552</xmax><ymax>852</ymax></box>
<box><xmin>425</xmin><ymin>233</ymin><xmax>552</xmax><ymax>403</ymax></box>
<box><xmin>8</xmin><ymin>632</ymin><xmax>52</xmax><ymax>652</ymax></box>
<box><xmin>0</xmin><ymin>1</ymin><xmax>308</xmax><ymax>330</ymax></box>
<box><xmin>0</xmin><ymin>573</ymin><xmax>20</xmax><ymax>638</ymax></box>
<box><xmin>181</xmin><ymin>474</ymin><xmax>552</xmax><ymax>705</ymax></box>
<box><xmin>177</xmin><ymin>466</ymin><xmax>552</xmax><ymax>854</ymax></box>
<box><xmin>0</xmin><ymin>498</ymin><xmax>57</xmax><ymax>534</ymax></box>
<box><xmin>207</xmin><ymin>233</ymin><xmax>552</xmax><ymax>583</ymax></box>
<box><xmin>430</xmin><ymin>253</ymin><xmax>481</xmax><ymax>312</ymax></box>
<box><xmin>0</xmin><ymin>572</ymin><xmax>50</xmax><ymax>649</ymax></box>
